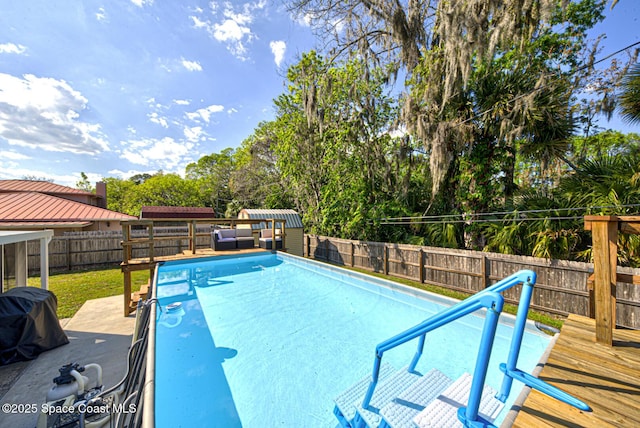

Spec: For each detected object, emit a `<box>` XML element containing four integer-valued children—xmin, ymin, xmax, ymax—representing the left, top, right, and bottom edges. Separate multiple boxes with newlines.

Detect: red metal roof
<box><xmin>140</xmin><ymin>206</ymin><xmax>215</xmax><ymax>219</ymax></box>
<box><xmin>0</xmin><ymin>179</ymin><xmax>94</xmax><ymax>196</ymax></box>
<box><xmin>0</xmin><ymin>192</ymin><xmax>137</xmax><ymax>223</ymax></box>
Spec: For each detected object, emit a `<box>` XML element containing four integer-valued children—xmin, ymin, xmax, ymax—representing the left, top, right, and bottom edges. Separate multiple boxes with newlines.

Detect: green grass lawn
<box><xmin>27</xmin><ymin>268</ymin><xmax>149</xmax><ymax>319</ymax></box>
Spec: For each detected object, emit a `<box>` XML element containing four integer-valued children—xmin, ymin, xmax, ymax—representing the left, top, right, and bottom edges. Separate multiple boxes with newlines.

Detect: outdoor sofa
<box><xmin>212</xmin><ymin>228</ymin><xmax>255</xmax><ymax>251</ymax></box>
<box><xmin>258</xmin><ymin>229</ymin><xmax>283</xmax><ymax>250</ymax></box>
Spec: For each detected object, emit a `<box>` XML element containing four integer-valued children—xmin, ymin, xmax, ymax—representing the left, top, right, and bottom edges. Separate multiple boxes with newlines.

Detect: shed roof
<box><xmin>0</xmin><ymin>192</ymin><xmax>136</xmax><ymax>227</ymax></box>
<box><xmin>239</xmin><ymin>209</ymin><xmax>303</xmax><ymax>229</ymax></box>
<box><xmin>140</xmin><ymin>206</ymin><xmax>215</xmax><ymax>219</ymax></box>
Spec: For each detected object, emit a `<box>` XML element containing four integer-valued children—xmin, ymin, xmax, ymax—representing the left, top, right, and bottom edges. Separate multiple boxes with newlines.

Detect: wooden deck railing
<box><xmin>584</xmin><ymin>215</ymin><xmax>640</xmax><ymax>346</ymax></box>
<box><xmin>120</xmin><ymin>218</ymin><xmax>286</xmax><ymax>316</ymax></box>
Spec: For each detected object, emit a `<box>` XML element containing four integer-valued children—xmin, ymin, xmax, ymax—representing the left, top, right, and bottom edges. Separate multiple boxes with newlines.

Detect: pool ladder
<box><xmin>336</xmin><ymin>270</ymin><xmax>590</xmax><ymax>427</ymax></box>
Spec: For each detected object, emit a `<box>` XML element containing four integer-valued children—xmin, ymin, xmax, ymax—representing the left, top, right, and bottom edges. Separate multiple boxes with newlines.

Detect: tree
<box><xmin>619</xmin><ymin>63</ymin><xmax>640</xmax><ymax>125</ymax></box>
<box><xmin>76</xmin><ymin>172</ymin><xmax>94</xmax><ymax>192</ymax></box>
<box><xmin>272</xmin><ymin>52</ymin><xmax>424</xmax><ymax>239</ymax></box>
<box><xmin>103</xmin><ymin>177</ymin><xmax>136</xmax><ymax>215</ymax></box>
<box><xmin>132</xmin><ymin>173</ymin><xmax>205</xmax><ymax>213</ymax></box>
<box><xmin>102</xmin><ymin>173</ymin><xmax>205</xmax><ymax>216</ymax></box>
<box><xmin>185</xmin><ymin>148</ymin><xmax>235</xmax><ymax>216</ymax></box>
<box><xmin>229</xmin><ymin>121</ymin><xmax>294</xmax><ymax>213</ymax></box>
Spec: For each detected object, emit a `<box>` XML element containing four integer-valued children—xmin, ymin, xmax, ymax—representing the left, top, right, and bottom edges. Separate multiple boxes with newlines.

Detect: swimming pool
<box><xmin>149</xmin><ymin>252</ymin><xmax>551</xmax><ymax>427</ymax></box>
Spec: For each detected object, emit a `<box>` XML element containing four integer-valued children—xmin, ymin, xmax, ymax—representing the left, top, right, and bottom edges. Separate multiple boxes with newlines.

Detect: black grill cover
<box><xmin>0</xmin><ymin>287</ymin><xmax>69</xmax><ymax>365</ymax></box>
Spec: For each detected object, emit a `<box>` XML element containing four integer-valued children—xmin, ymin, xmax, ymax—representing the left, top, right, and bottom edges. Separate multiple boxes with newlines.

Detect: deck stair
<box><xmin>129</xmin><ymin>279</ymin><xmax>151</xmax><ymax>312</ymax></box>
<box><xmin>334</xmin><ymin>365</ymin><xmax>503</xmax><ymax>428</ymax></box>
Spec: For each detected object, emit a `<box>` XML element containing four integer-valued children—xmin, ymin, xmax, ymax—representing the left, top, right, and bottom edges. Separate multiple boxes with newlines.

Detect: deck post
<box><xmin>586</xmin><ymin>216</ymin><xmax>618</xmax><ymax>346</ymax></box>
<box><xmin>124</xmin><ymin>271</ymin><xmax>132</xmax><ymax>317</ymax></box>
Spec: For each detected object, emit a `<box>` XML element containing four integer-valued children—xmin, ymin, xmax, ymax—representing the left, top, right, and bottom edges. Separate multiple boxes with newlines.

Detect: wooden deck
<box><xmin>121</xmin><ymin>247</ymin><xmax>267</xmax><ymax>272</ymax></box>
<box><xmin>121</xmin><ymin>247</ymin><xmax>269</xmax><ymax>314</ymax></box>
<box><xmin>513</xmin><ymin>314</ymin><xmax>640</xmax><ymax>427</ymax></box>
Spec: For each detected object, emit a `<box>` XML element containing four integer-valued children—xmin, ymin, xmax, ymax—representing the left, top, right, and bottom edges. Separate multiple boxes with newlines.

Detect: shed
<box><xmin>238</xmin><ymin>209</ymin><xmax>304</xmax><ymax>256</ymax></box>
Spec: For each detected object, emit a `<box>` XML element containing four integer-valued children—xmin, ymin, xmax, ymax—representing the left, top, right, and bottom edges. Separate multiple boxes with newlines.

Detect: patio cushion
<box><xmin>235</xmin><ymin>228</ymin><xmax>253</xmax><ymax>238</ymax></box>
<box><xmin>260</xmin><ymin>229</ymin><xmax>281</xmax><ymax>239</ymax></box>
<box><xmin>218</xmin><ymin>229</ymin><xmax>236</xmax><ymax>239</ymax></box>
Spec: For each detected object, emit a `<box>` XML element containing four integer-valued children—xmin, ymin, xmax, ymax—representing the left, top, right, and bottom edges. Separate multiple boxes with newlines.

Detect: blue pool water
<box><xmin>152</xmin><ymin>252</ymin><xmax>551</xmax><ymax>427</ymax></box>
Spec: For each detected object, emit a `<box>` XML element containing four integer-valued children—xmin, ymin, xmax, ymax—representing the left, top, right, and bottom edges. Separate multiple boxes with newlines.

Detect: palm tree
<box><xmin>619</xmin><ymin>63</ymin><xmax>640</xmax><ymax>125</ymax></box>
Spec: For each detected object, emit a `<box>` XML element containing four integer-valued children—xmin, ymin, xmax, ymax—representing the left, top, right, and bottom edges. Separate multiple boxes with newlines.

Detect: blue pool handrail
<box><xmin>361</xmin><ymin>269</ymin><xmax>591</xmax><ymax>426</ymax></box>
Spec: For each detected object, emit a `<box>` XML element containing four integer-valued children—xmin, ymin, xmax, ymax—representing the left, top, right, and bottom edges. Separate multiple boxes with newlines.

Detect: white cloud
<box><xmin>148</xmin><ymin>112</ymin><xmax>168</xmax><ymax>128</ymax></box>
<box><xmin>184</xmin><ymin>126</ymin><xmax>204</xmax><ymax>142</ymax></box>
<box><xmin>0</xmin><ymin>73</ymin><xmax>109</xmax><ymax>155</ymax></box>
<box><xmin>191</xmin><ymin>1</ymin><xmax>267</xmax><ymax>60</ymax></box>
<box><xmin>174</xmin><ymin>99</ymin><xmax>190</xmax><ymax>106</ymax></box>
<box><xmin>185</xmin><ymin>104</ymin><xmax>224</xmax><ymax>123</ymax></box>
<box><xmin>227</xmin><ymin>107</ymin><xmax>238</xmax><ymax>115</ymax></box>
<box><xmin>0</xmin><ymin>150</ymin><xmax>30</xmax><ymax>160</ymax></box>
<box><xmin>0</xmin><ymin>43</ymin><xmax>27</xmax><ymax>55</ymax></box>
<box><xmin>120</xmin><ymin>137</ymin><xmax>194</xmax><ymax>170</ymax></box>
<box><xmin>131</xmin><ymin>0</ymin><xmax>153</xmax><ymax>7</ymax></box>
<box><xmin>95</xmin><ymin>7</ymin><xmax>107</xmax><ymax>22</ymax></box>
<box><xmin>181</xmin><ymin>58</ymin><xmax>203</xmax><ymax>72</ymax></box>
<box><xmin>213</xmin><ymin>19</ymin><xmax>251</xmax><ymax>42</ymax></box>
<box><xmin>190</xmin><ymin>15</ymin><xmax>208</xmax><ymax>29</ymax></box>
<box><xmin>270</xmin><ymin>40</ymin><xmax>286</xmax><ymax>67</ymax></box>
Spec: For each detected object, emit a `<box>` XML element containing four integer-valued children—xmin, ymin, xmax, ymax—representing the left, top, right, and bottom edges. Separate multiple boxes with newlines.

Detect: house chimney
<box><xmin>96</xmin><ymin>181</ymin><xmax>107</xmax><ymax>208</ymax></box>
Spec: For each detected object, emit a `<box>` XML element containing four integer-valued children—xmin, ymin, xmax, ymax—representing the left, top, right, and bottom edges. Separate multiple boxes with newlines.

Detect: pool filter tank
<box><xmin>37</xmin><ymin>362</ymin><xmax>105</xmax><ymax>428</ymax></box>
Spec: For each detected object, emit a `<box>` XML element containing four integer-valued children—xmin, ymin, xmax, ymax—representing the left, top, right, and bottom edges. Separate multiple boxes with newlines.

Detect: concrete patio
<box><xmin>0</xmin><ymin>295</ymin><xmax>135</xmax><ymax>428</ymax></box>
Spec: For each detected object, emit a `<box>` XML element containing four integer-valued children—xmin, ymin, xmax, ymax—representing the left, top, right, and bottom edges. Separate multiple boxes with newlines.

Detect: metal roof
<box><xmin>0</xmin><ymin>192</ymin><xmax>137</xmax><ymax>223</ymax></box>
<box><xmin>0</xmin><ymin>221</ymin><xmax>92</xmax><ymax>229</ymax></box>
<box><xmin>0</xmin><ymin>179</ymin><xmax>95</xmax><ymax>196</ymax></box>
<box><xmin>140</xmin><ymin>206</ymin><xmax>215</xmax><ymax>219</ymax></box>
<box><xmin>239</xmin><ymin>209</ymin><xmax>303</xmax><ymax>229</ymax></box>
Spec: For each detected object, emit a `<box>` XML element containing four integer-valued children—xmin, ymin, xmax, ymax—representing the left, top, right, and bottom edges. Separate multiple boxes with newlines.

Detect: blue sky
<box><xmin>0</xmin><ymin>0</ymin><xmax>638</xmax><ymax>188</ymax></box>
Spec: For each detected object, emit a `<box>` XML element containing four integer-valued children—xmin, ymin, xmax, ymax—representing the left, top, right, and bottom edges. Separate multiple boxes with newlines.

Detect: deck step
<box><xmin>378</xmin><ymin>368</ymin><xmax>453</xmax><ymax>428</ymax></box>
<box><xmin>334</xmin><ymin>362</ymin><xmax>396</xmax><ymax>427</ymax></box>
<box><xmin>413</xmin><ymin>373</ymin><xmax>504</xmax><ymax>428</ymax></box>
<box><xmin>353</xmin><ymin>367</ymin><xmax>422</xmax><ymax>428</ymax></box>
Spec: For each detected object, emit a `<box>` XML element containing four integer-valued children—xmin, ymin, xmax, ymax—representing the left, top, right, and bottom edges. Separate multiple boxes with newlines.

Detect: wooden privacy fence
<box><xmin>304</xmin><ymin>234</ymin><xmax>640</xmax><ymax>330</ymax></box>
<box><xmin>18</xmin><ymin>228</ymin><xmax>216</xmax><ymax>274</ymax></box>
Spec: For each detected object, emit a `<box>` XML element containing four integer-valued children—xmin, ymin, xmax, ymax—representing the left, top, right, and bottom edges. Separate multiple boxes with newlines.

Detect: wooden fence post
<box><xmin>383</xmin><ymin>244</ymin><xmax>389</xmax><ymax>275</ymax></box>
<box><xmin>419</xmin><ymin>248</ymin><xmax>424</xmax><ymax>283</ymax></box>
<box><xmin>482</xmin><ymin>254</ymin><xmax>488</xmax><ymax>289</ymax></box>
<box><xmin>66</xmin><ymin>238</ymin><xmax>71</xmax><ymax>272</ymax></box>
<box><xmin>351</xmin><ymin>242</ymin><xmax>355</xmax><ymax>267</ymax></box>
<box><xmin>325</xmin><ymin>238</ymin><xmax>329</xmax><ymax>261</ymax></box>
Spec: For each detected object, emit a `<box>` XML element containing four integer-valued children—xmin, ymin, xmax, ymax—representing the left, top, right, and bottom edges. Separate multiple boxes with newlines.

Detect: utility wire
<box><xmin>458</xmin><ymin>41</ymin><xmax>640</xmax><ymax>127</ymax></box>
<box><xmin>381</xmin><ymin>215</ymin><xmax>585</xmax><ymax>225</ymax></box>
<box><xmin>380</xmin><ymin>203</ymin><xmax>640</xmax><ymax>222</ymax></box>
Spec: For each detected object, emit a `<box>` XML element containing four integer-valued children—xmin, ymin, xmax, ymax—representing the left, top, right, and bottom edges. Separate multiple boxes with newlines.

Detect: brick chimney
<box><xmin>95</xmin><ymin>181</ymin><xmax>107</xmax><ymax>208</ymax></box>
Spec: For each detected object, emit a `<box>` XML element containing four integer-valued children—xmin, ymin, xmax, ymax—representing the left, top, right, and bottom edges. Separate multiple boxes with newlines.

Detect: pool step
<box><xmin>413</xmin><ymin>373</ymin><xmax>504</xmax><ymax>428</ymax></box>
<box><xmin>352</xmin><ymin>367</ymin><xmax>422</xmax><ymax>428</ymax></box>
<box><xmin>378</xmin><ymin>369</ymin><xmax>453</xmax><ymax>428</ymax></box>
<box><xmin>334</xmin><ymin>368</ymin><xmax>504</xmax><ymax>428</ymax></box>
<box><xmin>334</xmin><ymin>362</ymin><xmax>396</xmax><ymax>427</ymax></box>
